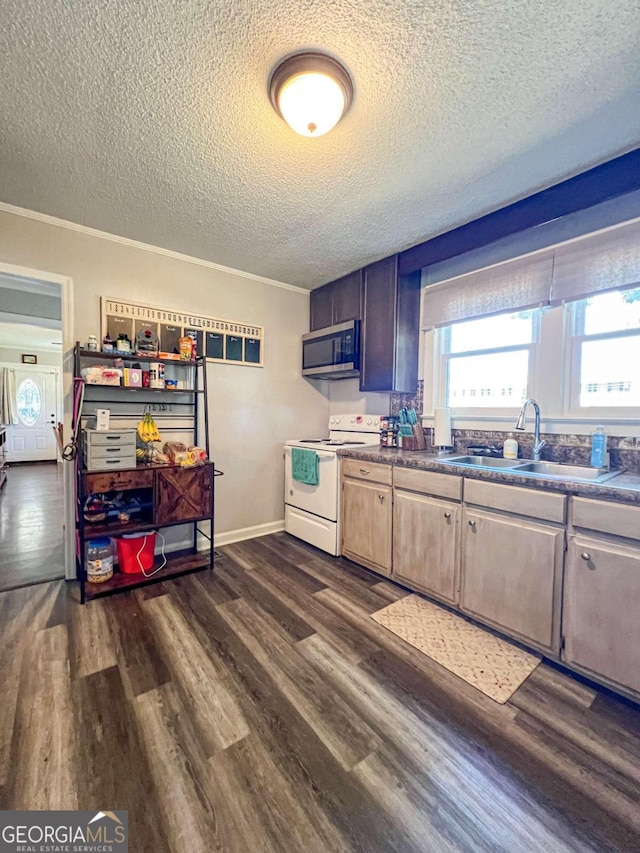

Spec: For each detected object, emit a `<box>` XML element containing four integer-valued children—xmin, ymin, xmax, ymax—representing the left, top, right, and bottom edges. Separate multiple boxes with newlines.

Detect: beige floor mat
<box><xmin>371</xmin><ymin>594</ymin><xmax>541</xmax><ymax>703</ymax></box>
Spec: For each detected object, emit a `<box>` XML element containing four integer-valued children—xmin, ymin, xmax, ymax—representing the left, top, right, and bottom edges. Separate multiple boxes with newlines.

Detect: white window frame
<box><xmin>564</xmin><ymin>296</ymin><xmax>640</xmax><ymax>420</ymax></box>
<box><xmin>434</xmin><ymin>310</ymin><xmax>541</xmax><ymax>419</ymax></box>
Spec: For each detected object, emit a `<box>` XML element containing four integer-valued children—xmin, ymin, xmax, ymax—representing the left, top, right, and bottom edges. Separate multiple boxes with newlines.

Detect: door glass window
<box><xmin>16</xmin><ymin>378</ymin><xmax>42</xmax><ymax>426</ymax></box>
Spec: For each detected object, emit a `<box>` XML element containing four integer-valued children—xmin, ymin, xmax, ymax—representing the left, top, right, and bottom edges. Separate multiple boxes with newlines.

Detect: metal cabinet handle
<box><xmin>378</xmin><ymin>494</ymin><xmax>385</xmax><ymax>502</ymax></box>
<box><xmin>444</xmin><ymin>511</ymin><xmax>452</xmax><ymax>519</ymax></box>
<box><xmin>468</xmin><ymin>520</ymin><xmax>476</xmax><ymax>528</ymax></box>
<box><xmin>360</xmin><ymin>468</ymin><xmax>370</xmax><ymax>475</ymax></box>
<box><xmin>580</xmin><ymin>552</ymin><xmax>591</xmax><ymax>561</ymax></box>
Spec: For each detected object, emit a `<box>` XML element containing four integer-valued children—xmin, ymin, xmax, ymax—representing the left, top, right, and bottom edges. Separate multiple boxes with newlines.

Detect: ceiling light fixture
<box><xmin>269</xmin><ymin>52</ymin><xmax>353</xmax><ymax>138</ymax></box>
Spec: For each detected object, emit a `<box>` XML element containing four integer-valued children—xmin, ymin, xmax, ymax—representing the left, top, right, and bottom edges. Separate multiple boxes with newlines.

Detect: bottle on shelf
<box><xmin>102</xmin><ymin>333</ymin><xmax>113</xmax><ymax>354</ymax></box>
<box><xmin>116</xmin><ymin>333</ymin><xmax>132</xmax><ymax>354</ymax></box>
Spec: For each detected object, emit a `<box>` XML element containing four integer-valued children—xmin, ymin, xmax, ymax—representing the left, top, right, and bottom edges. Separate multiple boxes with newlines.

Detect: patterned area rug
<box><xmin>371</xmin><ymin>595</ymin><xmax>541</xmax><ymax>703</ymax></box>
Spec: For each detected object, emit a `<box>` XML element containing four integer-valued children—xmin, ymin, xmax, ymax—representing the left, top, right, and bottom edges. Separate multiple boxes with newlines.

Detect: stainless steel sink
<box><xmin>439</xmin><ymin>455</ymin><xmax>522</xmax><ymax>469</ymax></box>
<box><xmin>513</xmin><ymin>461</ymin><xmax>622</xmax><ymax>483</ymax></box>
<box><xmin>438</xmin><ymin>455</ymin><xmax>622</xmax><ymax>483</ymax></box>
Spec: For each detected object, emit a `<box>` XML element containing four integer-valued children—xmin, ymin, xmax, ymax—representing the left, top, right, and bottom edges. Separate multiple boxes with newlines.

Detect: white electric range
<box><xmin>284</xmin><ymin>414</ymin><xmax>382</xmax><ymax>555</ymax></box>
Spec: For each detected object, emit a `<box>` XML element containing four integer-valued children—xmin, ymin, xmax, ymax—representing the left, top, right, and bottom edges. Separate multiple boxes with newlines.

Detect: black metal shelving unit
<box><xmin>73</xmin><ymin>343</ymin><xmax>220</xmax><ymax>603</ymax></box>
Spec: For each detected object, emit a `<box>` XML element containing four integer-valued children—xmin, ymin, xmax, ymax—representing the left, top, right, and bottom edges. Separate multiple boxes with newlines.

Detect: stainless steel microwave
<box><xmin>301</xmin><ymin>320</ymin><xmax>360</xmax><ymax>379</ymax></box>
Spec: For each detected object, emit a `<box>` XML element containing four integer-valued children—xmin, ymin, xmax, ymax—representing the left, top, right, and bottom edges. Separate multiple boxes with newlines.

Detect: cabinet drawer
<box><xmin>341</xmin><ymin>458</ymin><xmax>392</xmax><ymax>485</ymax></box>
<box><xmin>393</xmin><ymin>467</ymin><xmax>462</xmax><ymax>501</ymax></box>
<box><xmin>571</xmin><ymin>497</ymin><xmax>640</xmax><ymax>542</ymax></box>
<box><xmin>86</xmin><ymin>429</ymin><xmax>137</xmax><ymax>445</ymax></box>
<box><xmin>84</xmin><ymin>454</ymin><xmax>138</xmax><ymax>473</ymax></box>
<box><xmin>463</xmin><ymin>478</ymin><xmax>566</xmax><ymax>524</ymax></box>
<box><xmin>84</xmin><ymin>467</ymin><xmax>154</xmax><ymax>493</ymax></box>
<box><xmin>86</xmin><ymin>442</ymin><xmax>135</xmax><ymax>460</ymax></box>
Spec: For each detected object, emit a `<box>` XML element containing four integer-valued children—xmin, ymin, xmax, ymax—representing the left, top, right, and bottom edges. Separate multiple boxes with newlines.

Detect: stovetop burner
<box><xmin>326</xmin><ymin>440</ymin><xmax>367</xmax><ymax>445</ymax></box>
<box><xmin>298</xmin><ymin>438</ymin><xmax>330</xmax><ymax>444</ymax></box>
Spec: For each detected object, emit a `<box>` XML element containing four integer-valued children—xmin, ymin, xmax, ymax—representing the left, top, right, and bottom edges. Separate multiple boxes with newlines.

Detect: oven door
<box><xmin>284</xmin><ymin>447</ymin><xmax>338</xmax><ymax>521</ymax></box>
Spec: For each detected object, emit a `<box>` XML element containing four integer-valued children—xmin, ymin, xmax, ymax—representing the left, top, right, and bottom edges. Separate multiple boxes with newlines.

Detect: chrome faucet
<box><xmin>515</xmin><ymin>398</ymin><xmax>546</xmax><ymax>461</ymax></box>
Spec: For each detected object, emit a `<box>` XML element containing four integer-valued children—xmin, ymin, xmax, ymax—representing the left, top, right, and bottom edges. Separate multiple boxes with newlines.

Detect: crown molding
<box><xmin>0</xmin><ymin>201</ymin><xmax>309</xmax><ymax>295</ymax></box>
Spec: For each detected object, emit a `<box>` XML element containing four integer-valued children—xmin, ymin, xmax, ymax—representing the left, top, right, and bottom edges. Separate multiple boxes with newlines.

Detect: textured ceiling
<box><xmin>0</xmin><ymin>0</ymin><xmax>639</xmax><ymax>289</ymax></box>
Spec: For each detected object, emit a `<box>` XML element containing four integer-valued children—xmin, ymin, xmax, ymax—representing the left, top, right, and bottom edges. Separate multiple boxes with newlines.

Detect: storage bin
<box><xmin>116</xmin><ymin>531</ymin><xmax>156</xmax><ymax>574</ymax></box>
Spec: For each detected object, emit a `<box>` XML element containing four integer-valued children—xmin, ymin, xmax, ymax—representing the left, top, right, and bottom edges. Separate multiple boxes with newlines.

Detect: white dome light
<box><xmin>270</xmin><ymin>53</ymin><xmax>353</xmax><ymax>138</ymax></box>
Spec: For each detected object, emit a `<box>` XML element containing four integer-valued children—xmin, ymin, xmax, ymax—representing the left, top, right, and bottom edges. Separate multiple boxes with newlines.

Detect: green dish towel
<box><xmin>291</xmin><ymin>447</ymin><xmax>319</xmax><ymax>485</ymax></box>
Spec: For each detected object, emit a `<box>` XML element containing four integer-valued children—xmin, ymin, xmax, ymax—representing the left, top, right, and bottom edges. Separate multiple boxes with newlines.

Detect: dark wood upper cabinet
<box><xmin>309</xmin><ymin>270</ymin><xmax>362</xmax><ymax>331</ymax></box>
<box><xmin>332</xmin><ymin>270</ymin><xmax>362</xmax><ymax>324</ymax></box>
<box><xmin>360</xmin><ymin>255</ymin><xmax>421</xmax><ymax>393</ymax></box>
<box><xmin>309</xmin><ymin>283</ymin><xmax>334</xmax><ymax>331</ymax></box>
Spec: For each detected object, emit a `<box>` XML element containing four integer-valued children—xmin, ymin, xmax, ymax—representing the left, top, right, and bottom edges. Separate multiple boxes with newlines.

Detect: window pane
<box><xmin>579</xmin><ymin>337</ymin><xmax>640</xmax><ymax>407</ymax></box>
<box><xmin>447</xmin><ymin>350</ymin><xmax>529</xmax><ymax>408</ymax></box>
<box><xmin>449</xmin><ymin>311</ymin><xmax>533</xmax><ymax>353</ymax></box>
<box><xmin>583</xmin><ymin>288</ymin><xmax>640</xmax><ymax>335</ymax></box>
<box><xmin>16</xmin><ymin>378</ymin><xmax>42</xmax><ymax>426</ymax></box>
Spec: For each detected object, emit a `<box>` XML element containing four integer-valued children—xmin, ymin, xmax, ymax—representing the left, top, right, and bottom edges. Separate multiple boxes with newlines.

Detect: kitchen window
<box><xmin>566</xmin><ymin>287</ymin><xmax>640</xmax><ymax>415</ymax></box>
<box><xmin>438</xmin><ymin>309</ymin><xmax>539</xmax><ymax>411</ymax></box>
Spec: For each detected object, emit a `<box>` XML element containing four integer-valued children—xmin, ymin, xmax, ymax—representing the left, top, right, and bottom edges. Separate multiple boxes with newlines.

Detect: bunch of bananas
<box><xmin>137</xmin><ymin>411</ymin><xmax>161</xmax><ymax>444</ymax></box>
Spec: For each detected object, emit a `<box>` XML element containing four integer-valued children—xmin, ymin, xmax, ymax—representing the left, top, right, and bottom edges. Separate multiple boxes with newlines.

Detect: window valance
<box><xmin>550</xmin><ymin>217</ymin><xmax>640</xmax><ymax>305</ymax></box>
<box><xmin>421</xmin><ymin>215</ymin><xmax>640</xmax><ymax>329</ymax></box>
<box><xmin>421</xmin><ymin>252</ymin><xmax>553</xmax><ymax>330</ymax></box>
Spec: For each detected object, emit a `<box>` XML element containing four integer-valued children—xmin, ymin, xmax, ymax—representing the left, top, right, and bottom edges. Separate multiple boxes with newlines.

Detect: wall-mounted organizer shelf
<box><xmin>73</xmin><ymin>343</ymin><xmax>221</xmax><ymax>603</ymax></box>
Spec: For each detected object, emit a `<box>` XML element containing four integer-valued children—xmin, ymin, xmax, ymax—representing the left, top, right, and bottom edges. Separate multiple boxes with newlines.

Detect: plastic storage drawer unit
<box><xmin>84</xmin><ymin>428</ymin><xmax>137</xmax><ymax>471</ymax></box>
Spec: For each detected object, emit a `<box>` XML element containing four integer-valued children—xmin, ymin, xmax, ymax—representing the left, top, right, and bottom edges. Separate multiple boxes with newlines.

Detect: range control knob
<box><xmin>350</xmin><ymin>417</ymin><xmax>356</xmax><ymax>423</ymax></box>
<box><xmin>366</xmin><ymin>418</ymin><xmax>373</xmax><ymax>425</ymax></box>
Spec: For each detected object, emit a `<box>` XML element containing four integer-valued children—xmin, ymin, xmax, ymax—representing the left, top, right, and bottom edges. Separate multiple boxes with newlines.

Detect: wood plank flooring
<box><xmin>1</xmin><ymin>531</ymin><xmax>640</xmax><ymax>852</ymax></box>
<box><xmin>0</xmin><ymin>461</ymin><xmax>64</xmax><ymax>591</ymax></box>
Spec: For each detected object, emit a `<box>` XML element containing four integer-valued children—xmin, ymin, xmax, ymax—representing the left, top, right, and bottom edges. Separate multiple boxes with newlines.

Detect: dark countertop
<box><xmin>337</xmin><ymin>446</ymin><xmax>640</xmax><ymax>505</ymax></box>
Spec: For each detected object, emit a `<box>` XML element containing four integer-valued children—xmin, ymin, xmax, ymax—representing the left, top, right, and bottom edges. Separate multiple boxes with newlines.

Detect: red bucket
<box><xmin>116</xmin><ymin>531</ymin><xmax>156</xmax><ymax>574</ymax></box>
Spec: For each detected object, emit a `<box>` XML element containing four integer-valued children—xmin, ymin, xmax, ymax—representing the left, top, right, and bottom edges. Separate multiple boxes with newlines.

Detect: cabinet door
<box><xmin>342</xmin><ymin>478</ymin><xmax>392</xmax><ymax>576</ymax></box>
<box><xmin>361</xmin><ymin>256</ymin><xmax>420</xmax><ymax>392</ymax></box>
<box><xmin>155</xmin><ymin>465</ymin><xmax>212</xmax><ymax>525</ymax></box>
<box><xmin>332</xmin><ymin>271</ymin><xmax>362</xmax><ymax>324</ymax></box>
<box><xmin>393</xmin><ymin>490</ymin><xmax>460</xmax><ymax>605</ymax></box>
<box><xmin>460</xmin><ymin>508</ymin><xmax>563</xmax><ymax>653</ymax></box>
<box><xmin>564</xmin><ymin>536</ymin><xmax>640</xmax><ymax>696</ymax></box>
<box><xmin>309</xmin><ymin>283</ymin><xmax>333</xmax><ymax>331</ymax></box>
<box><xmin>361</xmin><ymin>256</ymin><xmax>397</xmax><ymax>391</ymax></box>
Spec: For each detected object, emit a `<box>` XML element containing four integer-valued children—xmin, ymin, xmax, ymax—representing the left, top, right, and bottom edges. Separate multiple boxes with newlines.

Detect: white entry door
<box><xmin>6</xmin><ymin>367</ymin><xmax>59</xmax><ymax>462</ymax></box>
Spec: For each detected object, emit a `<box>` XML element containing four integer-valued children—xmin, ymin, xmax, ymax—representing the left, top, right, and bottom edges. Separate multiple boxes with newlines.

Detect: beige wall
<box><xmin>0</xmin><ymin>210</ymin><xmax>330</xmax><ymax>540</ymax></box>
<box><xmin>0</xmin><ymin>346</ymin><xmax>62</xmax><ymax>366</ymax></box>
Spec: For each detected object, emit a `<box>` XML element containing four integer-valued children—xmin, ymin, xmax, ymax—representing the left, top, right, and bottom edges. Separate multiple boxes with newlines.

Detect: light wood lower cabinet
<box><xmin>393</xmin><ymin>490</ymin><xmax>460</xmax><ymax>605</ymax></box>
<box><xmin>341</xmin><ymin>474</ymin><xmax>392</xmax><ymax>576</ymax></box>
<box><xmin>563</xmin><ymin>535</ymin><xmax>640</xmax><ymax>697</ymax></box>
<box><xmin>460</xmin><ymin>507</ymin><xmax>564</xmax><ymax>654</ymax></box>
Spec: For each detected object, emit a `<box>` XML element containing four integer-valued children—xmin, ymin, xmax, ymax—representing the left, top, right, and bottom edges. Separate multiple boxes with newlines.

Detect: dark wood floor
<box><xmin>0</xmin><ymin>461</ymin><xmax>65</xmax><ymax>591</ymax></box>
<box><xmin>1</xmin><ymin>532</ymin><xmax>639</xmax><ymax>852</ymax></box>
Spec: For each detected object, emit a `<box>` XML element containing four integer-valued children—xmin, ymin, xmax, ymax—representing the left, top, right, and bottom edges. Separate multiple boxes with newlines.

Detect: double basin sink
<box><xmin>438</xmin><ymin>455</ymin><xmax>621</xmax><ymax>484</ymax></box>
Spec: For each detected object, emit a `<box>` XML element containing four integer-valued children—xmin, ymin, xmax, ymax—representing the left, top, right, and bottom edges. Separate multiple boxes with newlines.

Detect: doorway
<box><xmin>6</xmin><ymin>363</ymin><xmax>60</xmax><ymax>462</ymax></box>
<box><xmin>0</xmin><ymin>267</ymin><xmax>73</xmax><ymax>592</ymax></box>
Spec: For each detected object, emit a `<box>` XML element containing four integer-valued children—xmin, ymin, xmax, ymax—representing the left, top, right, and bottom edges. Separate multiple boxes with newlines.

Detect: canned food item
<box><xmin>87</xmin><ymin>537</ymin><xmax>114</xmax><ymax>583</ymax></box>
<box><xmin>179</xmin><ymin>336</ymin><xmax>193</xmax><ymax>361</ymax></box>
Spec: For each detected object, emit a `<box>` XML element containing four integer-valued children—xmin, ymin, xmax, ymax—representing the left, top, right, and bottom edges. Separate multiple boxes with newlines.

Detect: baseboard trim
<box><xmin>214</xmin><ymin>520</ymin><xmax>285</xmax><ymax>548</ymax></box>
